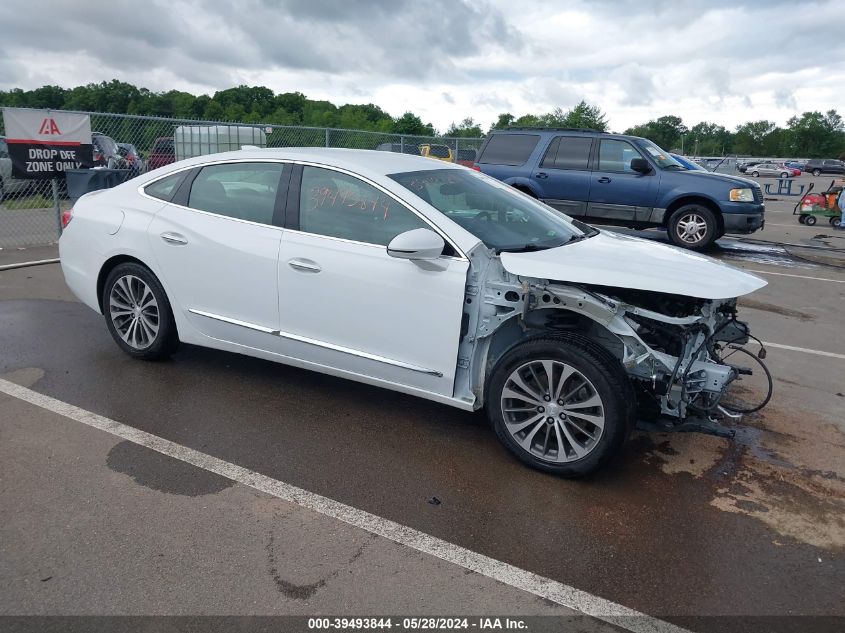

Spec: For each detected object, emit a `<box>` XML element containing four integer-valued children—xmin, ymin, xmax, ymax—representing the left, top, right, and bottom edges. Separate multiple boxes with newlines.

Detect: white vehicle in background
<box><xmin>59</xmin><ymin>148</ymin><xmax>767</xmax><ymax>477</ymax></box>
<box><xmin>747</xmin><ymin>162</ymin><xmax>793</xmax><ymax>178</ymax></box>
<box><xmin>0</xmin><ymin>136</ymin><xmax>32</xmax><ymax>202</ymax></box>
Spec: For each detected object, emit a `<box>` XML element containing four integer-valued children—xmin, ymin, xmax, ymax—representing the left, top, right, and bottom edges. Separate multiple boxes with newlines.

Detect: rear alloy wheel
<box><xmin>780</xmin><ymin>172</ymin><xmax>789</xmax><ymax>179</ymax></box>
<box><xmin>751</xmin><ymin>171</ymin><xmax>760</xmax><ymax>177</ymax></box>
<box><xmin>813</xmin><ymin>169</ymin><xmax>821</xmax><ymax>176</ymax></box>
<box><xmin>667</xmin><ymin>205</ymin><xmax>718</xmax><ymax>250</ymax></box>
<box><xmin>103</xmin><ymin>262</ymin><xmax>179</xmax><ymax>360</ymax></box>
<box><xmin>487</xmin><ymin>335</ymin><xmax>633</xmax><ymax>477</ymax></box>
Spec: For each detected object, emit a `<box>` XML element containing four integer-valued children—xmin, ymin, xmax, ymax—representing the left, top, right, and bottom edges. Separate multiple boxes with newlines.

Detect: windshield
<box><xmin>389</xmin><ymin>168</ymin><xmax>588</xmax><ymax>252</ymax></box>
<box><xmin>637</xmin><ymin>140</ymin><xmax>684</xmax><ymax>170</ymax></box>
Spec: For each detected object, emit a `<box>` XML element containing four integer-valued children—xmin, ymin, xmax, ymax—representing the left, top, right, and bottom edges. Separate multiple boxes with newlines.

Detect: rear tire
<box><xmin>812</xmin><ymin>169</ymin><xmax>821</xmax><ymax>176</ymax></box>
<box><xmin>102</xmin><ymin>262</ymin><xmax>179</xmax><ymax>360</ymax></box>
<box><xmin>751</xmin><ymin>171</ymin><xmax>759</xmax><ymax>177</ymax></box>
<box><xmin>798</xmin><ymin>215</ymin><xmax>806</xmax><ymax>224</ymax></box>
<box><xmin>667</xmin><ymin>205</ymin><xmax>718</xmax><ymax>250</ymax></box>
<box><xmin>486</xmin><ymin>334</ymin><xmax>634</xmax><ymax>478</ymax></box>
<box><xmin>780</xmin><ymin>172</ymin><xmax>789</xmax><ymax>179</ymax></box>
<box><xmin>804</xmin><ymin>215</ymin><xmax>817</xmax><ymax>226</ymax></box>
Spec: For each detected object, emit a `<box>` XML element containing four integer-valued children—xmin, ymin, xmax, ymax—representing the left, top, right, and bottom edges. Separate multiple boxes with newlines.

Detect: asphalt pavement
<box><xmin>1</xmin><ymin>175</ymin><xmax>844</xmax><ymax>632</ymax></box>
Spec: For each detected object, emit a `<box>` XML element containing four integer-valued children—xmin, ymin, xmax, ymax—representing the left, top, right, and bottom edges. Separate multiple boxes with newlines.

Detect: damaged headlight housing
<box><xmin>729</xmin><ymin>188</ymin><xmax>754</xmax><ymax>202</ymax></box>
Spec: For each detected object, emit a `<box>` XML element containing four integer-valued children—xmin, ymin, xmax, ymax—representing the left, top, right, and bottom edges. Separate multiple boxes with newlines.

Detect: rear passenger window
<box><xmin>478</xmin><ymin>134</ymin><xmax>540</xmax><ymax>166</ymax></box>
<box><xmin>188</xmin><ymin>162</ymin><xmax>283</xmax><ymax>225</ymax></box>
<box><xmin>144</xmin><ymin>171</ymin><xmax>187</xmax><ymax>201</ymax></box>
<box><xmin>598</xmin><ymin>140</ymin><xmax>640</xmax><ymax>173</ymax></box>
<box><xmin>541</xmin><ymin>136</ymin><xmax>592</xmax><ymax>170</ymax></box>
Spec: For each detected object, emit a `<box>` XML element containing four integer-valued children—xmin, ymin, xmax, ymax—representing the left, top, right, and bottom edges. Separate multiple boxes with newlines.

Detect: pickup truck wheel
<box><xmin>487</xmin><ymin>335</ymin><xmax>634</xmax><ymax>478</ymax></box>
<box><xmin>667</xmin><ymin>205</ymin><xmax>718</xmax><ymax>250</ymax></box>
<box><xmin>812</xmin><ymin>169</ymin><xmax>821</xmax><ymax>176</ymax></box>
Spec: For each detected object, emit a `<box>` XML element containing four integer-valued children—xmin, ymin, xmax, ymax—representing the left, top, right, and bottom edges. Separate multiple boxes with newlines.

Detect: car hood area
<box><xmin>499</xmin><ymin>230</ymin><xmax>767</xmax><ymax>300</ymax></box>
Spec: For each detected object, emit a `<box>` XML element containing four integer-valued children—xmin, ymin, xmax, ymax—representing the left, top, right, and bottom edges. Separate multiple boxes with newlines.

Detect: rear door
<box><xmin>530</xmin><ymin>135</ymin><xmax>593</xmax><ymax>217</ymax></box>
<box><xmin>148</xmin><ymin>161</ymin><xmax>288</xmax><ymax>348</ymax></box>
<box><xmin>586</xmin><ymin>138</ymin><xmax>657</xmax><ymax>223</ymax></box>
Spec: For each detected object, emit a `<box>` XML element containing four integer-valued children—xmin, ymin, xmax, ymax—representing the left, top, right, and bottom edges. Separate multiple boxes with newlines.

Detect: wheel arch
<box><xmin>96</xmin><ymin>254</ymin><xmax>153</xmax><ymax>314</ymax></box>
<box><xmin>476</xmin><ymin>308</ymin><xmax>627</xmax><ymax>407</ymax></box>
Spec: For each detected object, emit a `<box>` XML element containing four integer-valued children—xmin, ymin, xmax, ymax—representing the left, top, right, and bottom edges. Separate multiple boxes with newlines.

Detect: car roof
<box><xmin>159</xmin><ymin>147</ymin><xmax>463</xmax><ymax>179</ymax></box>
<box><xmin>489</xmin><ymin>127</ymin><xmax>649</xmax><ymax>143</ymax></box>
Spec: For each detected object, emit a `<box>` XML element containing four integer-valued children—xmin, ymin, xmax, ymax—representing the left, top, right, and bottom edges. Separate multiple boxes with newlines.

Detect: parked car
<box><xmin>669</xmin><ymin>153</ymin><xmax>707</xmax><ymax>171</ymax></box>
<box><xmin>92</xmin><ymin>132</ymin><xmax>125</xmax><ymax>169</ymax></box>
<box><xmin>419</xmin><ymin>143</ymin><xmax>454</xmax><ymax>162</ymax></box>
<box><xmin>784</xmin><ymin>160</ymin><xmax>806</xmax><ymax>171</ymax></box>
<box><xmin>745</xmin><ymin>162</ymin><xmax>794</xmax><ymax>178</ymax></box>
<box><xmin>59</xmin><ymin>148</ymin><xmax>767</xmax><ymax>477</ymax></box>
<box><xmin>0</xmin><ymin>135</ymin><xmax>32</xmax><ymax>202</ymax></box>
<box><xmin>455</xmin><ymin>148</ymin><xmax>478</xmax><ymax>167</ymax></box>
<box><xmin>803</xmin><ymin>159</ymin><xmax>845</xmax><ymax>176</ymax></box>
<box><xmin>147</xmin><ymin>137</ymin><xmax>175</xmax><ymax>170</ymax></box>
<box><xmin>375</xmin><ymin>142</ymin><xmax>421</xmax><ymax>155</ymax></box>
<box><xmin>737</xmin><ymin>160</ymin><xmax>763</xmax><ymax>174</ymax></box>
<box><xmin>473</xmin><ymin>128</ymin><xmax>765</xmax><ymax>250</ymax></box>
<box><xmin>118</xmin><ymin>143</ymin><xmax>144</xmax><ymax>177</ymax></box>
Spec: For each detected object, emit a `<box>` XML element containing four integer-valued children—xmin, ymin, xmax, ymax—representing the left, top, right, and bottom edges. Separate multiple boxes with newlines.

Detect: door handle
<box><xmin>160</xmin><ymin>232</ymin><xmax>188</xmax><ymax>245</ymax></box>
<box><xmin>597</xmin><ymin>177</ymin><xmax>612</xmax><ymax>184</ymax></box>
<box><xmin>288</xmin><ymin>258</ymin><xmax>321</xmax><ymax>273</ymax></box>
<box><xmin>534</xmin><ymin>172</ymin><xmax>548</xmax><ymax>179</ymax></box>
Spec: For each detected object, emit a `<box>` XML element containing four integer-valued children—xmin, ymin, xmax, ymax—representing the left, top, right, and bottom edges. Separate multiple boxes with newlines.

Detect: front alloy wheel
<box><xmin>487</xmin><ymin>335</ymin><xmax>633</xmax><ymax>477</ymax></box>
<box><xmin>500</xmin><ymin>360</ymin><xmax>605</xmax><ymax>463</ymax></box>
<box><xmin>667</xmin><ymin>205</ymin><xmax>718</xmax><ymax>250</ymax></box>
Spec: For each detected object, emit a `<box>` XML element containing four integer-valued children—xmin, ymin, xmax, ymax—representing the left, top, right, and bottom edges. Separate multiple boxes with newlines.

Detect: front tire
<box><xmin>813</xmin><ymin>169</ymin><xmax>821</xmax><ymax>176</ymax></box>
<box><xmin>805</xmin><ymin>215</ymin><xmax>817</xmax><ymax>226</ymax></box>
<box><xmin>102</xmin><ymin>262</ymin><xmax>179</xmax><ymax>360</ymax></box>
<box><xmin>667</xmin><ymin>205</ymin><xmax>718</xmax><ymax>250</ymax></box>
<box><xmin>486</xmin><ymin>335</ymin><xmax>634</xmax><ymax>478</ymax></box>
<box><xmin>751</xmin><ymin>171</ymin><xmax>760</xmax><ymax>177</ymax></box>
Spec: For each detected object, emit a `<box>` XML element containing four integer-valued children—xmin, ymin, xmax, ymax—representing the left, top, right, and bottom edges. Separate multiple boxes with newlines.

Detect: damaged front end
<box><xmin>459</xmin><ymin>254</ymin><xmax>771</xmax><ymax>434</ymax></box>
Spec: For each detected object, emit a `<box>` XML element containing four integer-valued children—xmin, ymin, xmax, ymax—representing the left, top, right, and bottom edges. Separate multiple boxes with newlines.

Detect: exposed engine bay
<box><xmin>456</xmin><ymin>253</ymin><xmax>772</xmax><ymax>431</ymax></box>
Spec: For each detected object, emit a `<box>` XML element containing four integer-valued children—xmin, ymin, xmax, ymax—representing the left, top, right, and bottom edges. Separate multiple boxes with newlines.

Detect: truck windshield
<box><xmin>389</xmin><ymin>168</ymin><xmax>587</xmax><ymax>252</ymax></box>
<box><xmin>638</xmin><ymin>140</ymin><xmax>684</xmax><ymax>170</ymax></box>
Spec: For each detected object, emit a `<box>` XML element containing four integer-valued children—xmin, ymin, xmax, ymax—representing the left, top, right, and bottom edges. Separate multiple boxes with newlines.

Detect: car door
<box><xmin>587</xmin><ymin>138</ymin><xmax>657</xmax><ymax>223</ymax></box>
<box><xmin>530</xmin><ymin>135</ymin><xmax>593</xmax><ymax>217</ymax></box>
<box><xmin>147</xmin><ymin>161</ymin><xmax>288</xmax><ymax>348</ymax></box>
<box><xmin>275</xmin><ymin>164</ymin><xmax>469</xmax><ymax>396</ymax></box>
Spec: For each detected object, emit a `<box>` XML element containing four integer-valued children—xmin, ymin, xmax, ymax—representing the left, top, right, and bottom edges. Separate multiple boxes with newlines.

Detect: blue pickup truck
<box><xmin>473</xmin><ymin>128</ymin><xmax>764</xmax><ymax>250</ymax></box>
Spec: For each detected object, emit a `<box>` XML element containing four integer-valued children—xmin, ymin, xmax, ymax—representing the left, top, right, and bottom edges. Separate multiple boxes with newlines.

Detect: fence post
<box><xmin>454</xmin><ymin>138</ymin><xmax>459</xmax><ymax>163</ymax></box>
<box><xmin>400</xmin><ymin>136</ymin><xmax>404</xmax><ymax>153</ymax></box>
<box><xmin>52</xmin><ymin>178</ymin><xmax>62</xmax><ymax>237</ymax></box>
<box><xmin>325</xmin><ymin>128</ymin><xmax>330</xmax><ymax>148</ymax></box>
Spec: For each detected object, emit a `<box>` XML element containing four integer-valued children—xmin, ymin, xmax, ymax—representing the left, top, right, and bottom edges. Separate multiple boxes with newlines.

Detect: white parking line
<box><xmin>746</xmin><ymin>269</ymin><xmax>845</xmax><ymax>284</ymax></box>
<box><xmin>762</xmin><ymin>342</ymin><xmax>845</xmax><ymax>360</ymax></box>
<box><xmin>0</xmin><ymin>377</ymin><xmax>690</xmax><ymax>633</ymax></box>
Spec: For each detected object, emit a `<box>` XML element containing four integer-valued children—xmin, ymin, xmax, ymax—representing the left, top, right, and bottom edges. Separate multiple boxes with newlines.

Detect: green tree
<box><xmin>625</xmin><ymin>115</ymin><xmax>687</xmax><ymax>151</ymax></box>
<box><xmin>445</xmin><ymin>117</ymin><xmax>484</xmax><ymax>137</ymax></box>
<box><xmin>733</xmin><ymin>120</ymin><xmax>777</xmax><ymax>155</ymax></box>
<box><xmin>392</xmin><ymin>112</ymin><xmax>435</xmax><ymax>136</ymax></box>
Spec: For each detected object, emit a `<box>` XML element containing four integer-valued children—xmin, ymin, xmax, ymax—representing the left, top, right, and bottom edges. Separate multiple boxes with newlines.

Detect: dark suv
<box><xmin>803</xmin><ymin>159</ymin><xmax>845</xmax><ymax>176</ymax></box>
<box><xmin>474</xmin><ymin>128</ymin><xmax>765</xmax><ymax>250</ymax></box>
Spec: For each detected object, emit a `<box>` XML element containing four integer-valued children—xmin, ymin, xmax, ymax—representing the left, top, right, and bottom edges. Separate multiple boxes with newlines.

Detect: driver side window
<box><xmin>299</xmin><ymin>166</ymin><xmax>427</xmax><ymax>246</ymax></box>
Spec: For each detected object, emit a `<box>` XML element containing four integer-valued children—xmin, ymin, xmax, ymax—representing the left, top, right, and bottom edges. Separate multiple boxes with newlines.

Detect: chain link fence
<box><xmin>0</xmin><ymin>109</ymin><xmax>485</xmax><ymax>248</ymax></box>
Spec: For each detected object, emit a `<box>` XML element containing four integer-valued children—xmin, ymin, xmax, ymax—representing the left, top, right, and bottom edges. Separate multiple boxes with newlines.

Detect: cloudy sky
<box><xmin>1</xmin><ymin>0</ymin><xmax>843</xmax><ymax>132</ymax></box>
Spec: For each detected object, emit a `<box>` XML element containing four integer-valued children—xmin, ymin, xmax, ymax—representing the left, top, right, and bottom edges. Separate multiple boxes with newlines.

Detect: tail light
<box><xmin>471</xmin><ymin>163</ymin><xmax>481</xmax><ymax>171</ymax></box>
<box><xmin>61</xmin><ymin>208</ymin><xmax>73</xmax><ymax>229</ymax></box>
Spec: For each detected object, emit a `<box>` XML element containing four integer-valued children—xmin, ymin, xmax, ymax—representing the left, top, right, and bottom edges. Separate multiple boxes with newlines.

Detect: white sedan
<box><xmin>60</xmin><ymin>148</ymin><xmax>767</xmax><ymax>477</ymax></box>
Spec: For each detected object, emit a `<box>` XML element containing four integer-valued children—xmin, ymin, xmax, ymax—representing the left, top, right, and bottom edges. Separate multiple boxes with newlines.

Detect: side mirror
<box><xmin>630</xmin><ymin>158</ymin><xmax>651</xmax><ymax>174</ymax></box>
<box><xmin>387</xmin><ymin>228</ymin><xmax>445</xmax><ymax>261</ymax></box>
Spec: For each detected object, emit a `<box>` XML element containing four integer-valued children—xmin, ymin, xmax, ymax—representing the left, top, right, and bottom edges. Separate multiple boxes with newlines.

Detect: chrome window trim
<box><xmin>138</xmin><ymin>157</ymin><xmax>467</xmax><ymax>260</ymax></box>
<box><xmin>188</xmin><ymin>308</ymin><xmax>443</xmax><ymax>377</ymax></box>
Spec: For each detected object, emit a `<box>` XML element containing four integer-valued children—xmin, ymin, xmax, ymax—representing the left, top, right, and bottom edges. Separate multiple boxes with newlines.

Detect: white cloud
<box><xmin>0</xmin><ymin>0</ymin><xmax>842</xmax><ymax>133</ymax></box>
